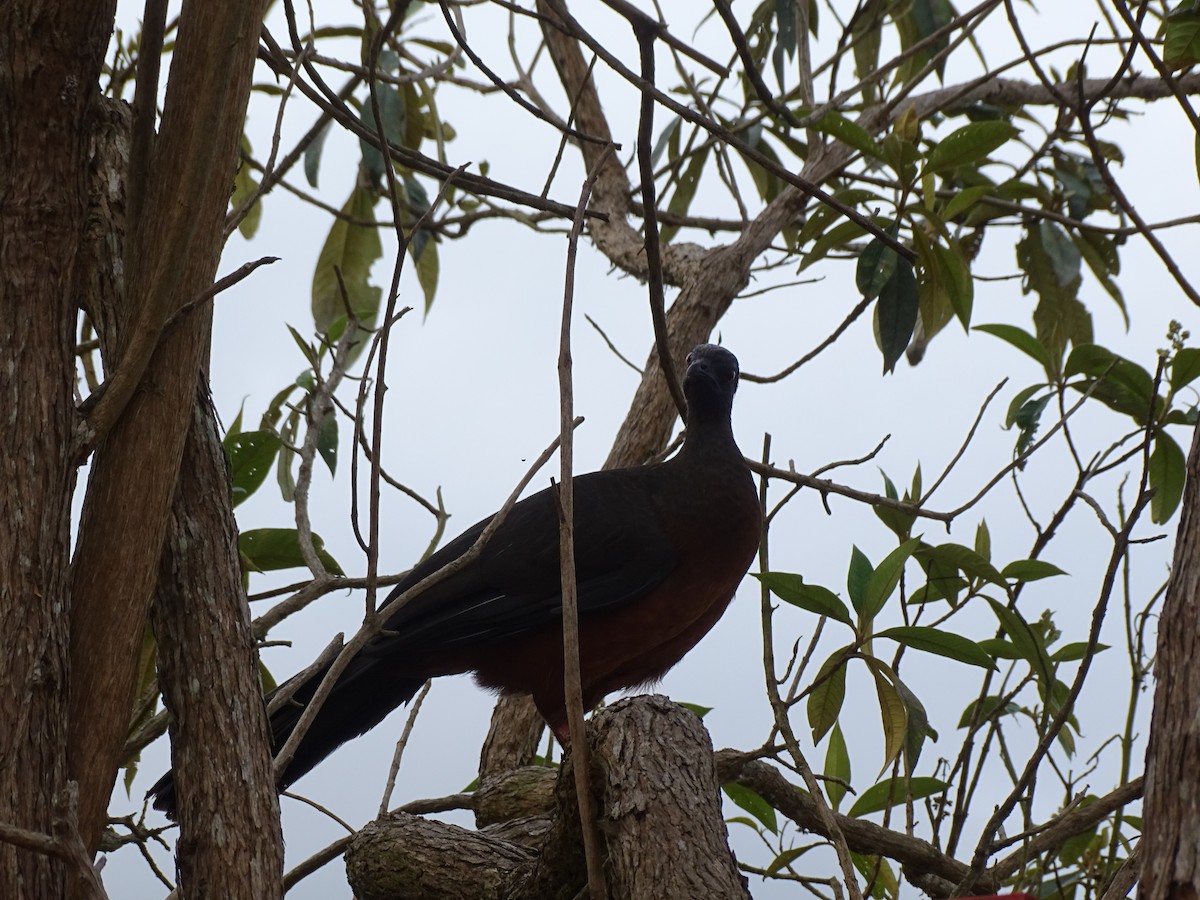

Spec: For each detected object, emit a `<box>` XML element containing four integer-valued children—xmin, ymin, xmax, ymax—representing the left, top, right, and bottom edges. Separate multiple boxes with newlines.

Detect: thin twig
<box><xmin>378</xmin><ymin>680</ymin><xmax>432</xmax><ymax>816</ymax></box>
<box><xmin>558</xmin><ymin>144</ymin><xmax>615</xmax><ymax>900</ymax></box>
<box><xmin>272</xmin><ymin>418</ymin><xmax>582</xmax><ymax>782</ymax></box>
<box><xmin>438</xmin><ymin>0</ymin><xmax>605</xmax><ymax>145</ymax></box>
<box><xmin>741</xmin><ymin>297</ymin><xmax>873</xmax><ymax>384</ymax></box>
<box><xmin>632</xmin><ymin>21</ymin><xmax>687</xmax><ymax>420</ymax></box>
<box><xmin>711</xmin><ymin>0</ymin><xmax>800</xmax><ymax>127</ymax></box>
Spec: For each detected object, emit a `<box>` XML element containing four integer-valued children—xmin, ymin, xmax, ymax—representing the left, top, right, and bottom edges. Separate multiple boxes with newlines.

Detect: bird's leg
<box><xmin>551</xmin><ymin>720</ymin><xmax>572</xmax><ymax>747</ymax></box>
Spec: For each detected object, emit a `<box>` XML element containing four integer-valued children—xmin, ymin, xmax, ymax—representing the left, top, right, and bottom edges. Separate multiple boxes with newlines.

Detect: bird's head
<box><xmin>682</xmin><ymin>344</ymin><xmax>740</xmax><ymax>422</ymax></box>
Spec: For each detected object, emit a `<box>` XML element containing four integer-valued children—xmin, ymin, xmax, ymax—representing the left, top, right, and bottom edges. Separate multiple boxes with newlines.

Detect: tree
<box><xmin>2</xmin><ymin>0</ymin><xmax>1199</xmax><ymax>898</ymax></box>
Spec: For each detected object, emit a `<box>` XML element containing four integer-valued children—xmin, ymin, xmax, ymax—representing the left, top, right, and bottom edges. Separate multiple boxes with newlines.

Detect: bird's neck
<box><xmin>678</xmin><ymin>407</ymin><xmax>739</xmax><ymax>461</ymax></box>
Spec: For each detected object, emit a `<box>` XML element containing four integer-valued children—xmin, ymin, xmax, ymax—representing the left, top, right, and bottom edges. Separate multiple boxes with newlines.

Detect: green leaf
<box><xmin>847</xmin><ymin>776</ymin><xmax>949</xmax><ymax>818</ymax></box>
<box><xmin>399</xmin><ymin>81</ymin><xmax>425</xmax><ymax>152</ymax></box>
<box><xmin>876</xmin><ymin>259</ymin><xmax>919</xmax><ymax>374</ymax></box>
<box><xmin>977</xmin><ymin>638</ymin><xmax>1021</xmax><ymax>660</ymax></box>
<box><xmin>974</xmin><ymin>519</ymin><xmax>991</xmax><ymax>560</ymax></box>
<box><xmin>225</xmin><ymin>430</ymin><xmax>282</xmax><ymax>508</ymax></box>
<box><xmin>317</xmin><ymin>412</ymin><xmax>338</xmax><ymax>477</ymax></box>
<box><xmin>239</xmin><ymin>527</ymin><xmax>344</xmax><ymax>576</ymax></box>
<box><xmin>756</xmin><ymin>572</ymin><xmax>854</xmax><ymax>626</ymax></box>
<box><xmin>404</xmin><ymin>176</ymin><xmax>432</xmax><ymax>252</ymax></box>
<box><xmin>358</xmin><ymin>86</ymin><xmax>407</xmax><ymax>187</ymax></box>
<box><xmin>723</xmin><ymin>783</ymin><xmax>777</xmax><ymax>834</ymax></box>
<box><xmin>226</xmin><ymin>402</ymin><xmax>245</xmax><ymax>440</ymax></box>
<box><xmin>800</xmin><ymin>218</ymin><xmax>869</xmax><ymax>271</ymax></box>
<box><xmin>824</xmin><ymin>722</ymin><xmax>851</xmax><ymax>811</ymax></box>
<box><xmin>740</xmin><ymin>126</ymin><xmax>787</xmax><ymax>203</ymax></box>
<box><xmin>311</xmin><ymin>185</ymin><xmax>383</xmax><ymax>340</ymax></box>
<box><xmin>856</xmin><ymin>236</ymin><xmax>900</xmax><ymax>300</ymax></box>
<box><xmin>974</xmin><ymin>323</ymin><xmax>1053</xmax><ymax>373</ymax></box>
<box><xmin>896</xmin><ymin>677</ymin><xmax>936</xmax><ymax>770</ymax></box>
<box><xmin>258</xmin><ymin>659</ymin><xmax>278</xmax><ymax>694</ymax></box>
<box><xmin>304</xmin><ymin>121</ymin><xmax>332</xmax><ymax>188</ymax></box>
<box><xmin>958</xmin><ymin>694</ymin><xmax>1019</xmax><ymax>728</ymax></box>
<box><xmin>893</xmin><ymin>0</ymin><xmax>953</xmax><ymax>83</ymax></box>
<box><xmin>774</xmin><ymin>0</ymin><xmax>797</xmax><ymax>73</ymax></box>
<box><xmin>917</xmin><ymin>542</ymin><xmax>1006</xmax><ymax>588</ymax></box>
<box><xmin>861</xmin><ymin>538</ymin><xmax>922</xmax><ymax>622</ymax></box>
<box><xmin>1051</xmin><ymin>641</ymin><xmax>1109</xmax><ymax>663</ymax></box>
<box><xmin>942</xmin><ymin>184</ymin><xmax>993</xmax><ymax>220</ymax></box>
<box><xmin>924</xmin><ymin>121</ymin><xmax>1018</xmax><ymax>176</ymax></box>
<box><xmin>765</xmin><ymin>844</ymin><xmax>820</xmax><ymax>876</ymax></box>
<box><xmin>276</xmin><ymin>408</ymin><xmax>300</xmax><ymax>502</ymax></box>
<box><xmin>286</xmin><ymin>327</ymin><xmax>320</xmax><ymax>372</ymax></box>
<box><xmin>411</xmin><ymin>227</ymin><xmax>440</xmax><ymax>315</ymax></box>
<box><xmin>848</xmin><ymin>546</ymin><xmax>873</xmax><ymax>614</ymax></box>
<box><xmin>851</xmin><ymin>0</ymin><xmax>886</xmax><ymax>98</ymax></box>
<box><xmin>867</xmin><ymin>662</ymin><xmax>908</xmax><ymax>773</ymax></box>
<box><xmin>1171</xmin><ymin>347</ymin><xmax>1200</xmax><ymax>392</ymax></box>
<box><xmin>813</xmin><ymin>111</ymin><xmax>883</xmax><ymax>159</ymax></box>
<box><xmin>1001</xmin><ymin>559</ymin><xmax>1068</xmax><ymax>582</ymax></box>
<box><xmin>933</xmin><ymin>239</ymin><xmax>973</xmax><ymax>329</ymax></box>
<box><xmin>261</xmin><ymin>382</ymin><xmax>298</xmax><ymax>432</ymax></box>
<box><xmin>1012</xmin><ymin>391</ymin><xmax>1053</xmax><ymax>457</ymax></box>
<box><xmin>874</xmin><ymin>470</ymin><xmax>916</xmax><ymax>539</ymax></box>
<box><xmin>807</xmin><ymin>652</ymin><xmax>849</xmax><ymax>743</ymax></box>
<box><xmin>678</xmin><ymin>701</ymin><xmax>713</xmax><ymax>719</ymax></box>
<box><xmin>661</xmin><ymin>146</ymin><xmax>709</xmax><ymax>243</ymax></box>
<box><xmin>852</xmin><ymin>851</ymin><xmax>900</xmax><ymax>900</ymax></box>
<box><xmin>876</xmin><ymin>625</ymin><xmax>996</xmax><ymax>669</ymax></box>
<box><xmin>650</xmin><ymin>117</ymin><xmax>682</xmax><ymax>166</ymax></box>
<box><xmin>1004</xmin><ymin>384</ymin><xmax>1046</xmax><ymax>429</ymax></box>
<box><xmin>231</xmin><ymin>136</ymin><xmax>262</xmax><ymax>240</ymax></box>
<box><xmin>1164</xmin><ymin>2</ymin><xmax>1200</xmax><ymax>68</ymax></box>
<box><xmin>987</xmin><ymin>598</ymin><xmax>1053</xmax><ymax>683</ymax></box>
<box><xmin>1065</xmin><ymin>344</ymin><xmax>1156</xmax><ymax>416</ymax></box>
<box><xmin>1150</xmin><ymin>432</ymin><xmax>1186</xmax><ymax>524</ymax></box>
<box><xmin>1020</xmin><ymin>222</ymin><xmax>1090</xmax><ymax>372</ymax></box>
<box><xmin>1073</xmin><ymin>230</ymin><xmax>1128</xmax><ymax>326</ymax></box>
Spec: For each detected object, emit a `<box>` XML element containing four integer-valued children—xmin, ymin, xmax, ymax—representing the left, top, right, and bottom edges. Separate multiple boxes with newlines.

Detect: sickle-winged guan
<box><xmin>149</xmin><ymin>343</ymin><xmax>760</xmax><ymax>815</ymax></box>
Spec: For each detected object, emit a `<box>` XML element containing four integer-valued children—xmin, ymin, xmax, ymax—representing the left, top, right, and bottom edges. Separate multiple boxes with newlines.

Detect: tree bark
<box><xmin>151</xmin><ymin>386</ymin><xmax>284</xmax><ymax>899</ymax></box>
<box><xmin>1140</xmin><ymin>421</ymin><xmax>1200</xmax><ymax>900</ymax></box>
<box><xmin>539</xmin><ymin>694</ymin><xmax>750</xmax><ymax>900</ymax></box>
<box><xmin>67</xmin><ymin>0</ymin><xmax>271</xmax><ymax>851</ymax></box>
<box><xmin>478</xmin><ymin>694</ymin><xmax>547</xmax><ymax>779</ymax></box>
<box><xmin>347</xmin><ymin>696</ymin><xmax>748</xmax><ymax>900</ymax></box>
<box><xmin>0</xmin><ymin>1</ymin><xmax>116</xmax><ymax>894</ymax></box>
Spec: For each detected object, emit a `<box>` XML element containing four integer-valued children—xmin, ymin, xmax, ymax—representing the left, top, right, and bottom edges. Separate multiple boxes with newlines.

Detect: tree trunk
<box><xmin>1140</xmin><ymin>421</ymin><xmax>1200</xmax><ymax>900</ymax></box>
<box><xmin>346</xmin><ymin>696</ymin><xmax>749</xmax><ymax>900</ymax></box>
<box><xmin>74</xmin><ymin>40</ymin><xmax>284</xmax><ymax>900</ymax></box>
<box><xmin>67</xmin><ymin>0</ymin><xmax>271</xmax><ymax>851</ymax></box>
<box><xmin>0</xmin><ymin>1</ymin><xmax>116</xmax><ymax>894</ymax></box>
<box><xmin>151</xmin><ymin>386</ymin><xmax>284</xmax><ymax>898</ymax></box>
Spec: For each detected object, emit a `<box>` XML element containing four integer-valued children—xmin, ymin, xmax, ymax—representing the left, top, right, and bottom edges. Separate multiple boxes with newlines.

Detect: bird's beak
<box><xmin>686</xmin><ymin>357</ymin><xmax>716</xmax><ymax>386</ymax></box>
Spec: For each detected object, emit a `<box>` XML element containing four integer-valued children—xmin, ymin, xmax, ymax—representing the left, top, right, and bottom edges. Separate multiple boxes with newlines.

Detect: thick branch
<box><xmin>151</xmin><ymin>388</ymin><xmax>284</xmax><ymax>898</ymax></box>
<box><xmin>1140</xmin><ymin>421</ymin><xmax>1200</xmax><ymax>899</ymax></box>
<box><xmin>68</xmin><ymin>0</ymin><xmax>272</xmax><ymax>851</ymax></box>
<box><xmin>0</xmin><ymin>1</ymin><xmax>115</xmax><ymax>894</ymax></box>
<box><xmin>349</xmin><ymin>697</ymin><xmax>748</xmax><ymax>900</ymax></box>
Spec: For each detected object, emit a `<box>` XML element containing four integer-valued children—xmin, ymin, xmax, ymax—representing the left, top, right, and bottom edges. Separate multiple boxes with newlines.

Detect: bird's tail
<box><xmin>147</xmin><ymin>655</ymin><xmax>426</xmax><ymax>818</ymax></box>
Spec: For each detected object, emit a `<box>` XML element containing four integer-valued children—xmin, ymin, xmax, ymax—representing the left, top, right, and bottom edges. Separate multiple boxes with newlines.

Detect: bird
<box><xmin>149</xmin><ymin>343</ymin><xmax>761</xmax><ymax>816</ymax></box>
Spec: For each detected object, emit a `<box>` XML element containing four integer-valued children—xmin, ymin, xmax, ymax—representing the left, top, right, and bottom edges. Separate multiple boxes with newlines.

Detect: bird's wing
<box><xmin>364</xmin><ymin>467</ymin><xmax>678</xmax><ymax>655</ymax></box>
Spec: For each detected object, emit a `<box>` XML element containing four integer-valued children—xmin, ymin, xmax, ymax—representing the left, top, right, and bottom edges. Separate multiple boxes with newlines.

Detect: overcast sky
<box><xmin>98</xmin><ymin>2</ymin><xmax>1198</xmax><ymax>896</ymax></box>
